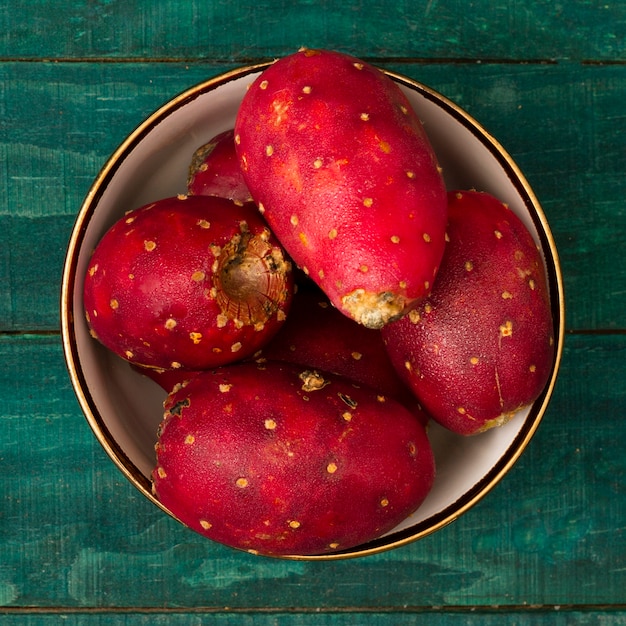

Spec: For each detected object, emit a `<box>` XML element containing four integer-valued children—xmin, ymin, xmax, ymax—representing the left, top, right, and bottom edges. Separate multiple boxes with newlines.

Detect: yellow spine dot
<box><xmin>499</xmin><ymin>320</ymin><xmax>513</xmax><ymax>338</ymax></box>
<box><xmin>328</xmin><ymin>228</ymin><xmax>338</xmax><ymax>239</ymax></box>
<box><xmin>351</xmin><ymin>352</ymin><xmax>362</xmax><ymax>360</ymax></box>
<box><xmin>494</xmin><ymin>230</ymin><xmax>503</xmax><ymax>239</ymax></box>
<box><xmin>391</xmin><ymin>235</ymin><xmax>400</xmax><ymax>243</ymax></box>
<box><xmin>465</xmin><ymin>261</ymin><xmax>474</xmax><ymax>271</ymax></box>
<box><xmin>342</xmin><ymin>412</ymin><xmax>352</xmax><ymax>422</ymax></box>
<box><xmin>144</xmin><ymin>240</ymin><xmax>156</xmax><ymax>251</ymax></box>
<box><xmin>259</xmin><ymin>80</ymin><xmax>269</xmax><ymax>90</ymax></box>
<box><xmin>302</xmin><ymin>85</ymin><xmax>312</xmax><ymax>94</ymax></box>
<box><xmin>327</xmin><ymin>462</ymin><xmax>338</xmax><ymax>474</ymax></box>
<box><xmin>190</xmin><ymin>332</ymin><xmax>202</xmax><ymax>344</ymax></box>
<box><xmin>289</xmin><ymin>520</ymin><xmax>301</xmax><ymax>529</ymax></box>
<box><xmin>157</xmin><ymin>467</ymin><xmax>166</xmax><ymax>478</ymax></box>
<box><xmin>313</xmin><ymin>158</ymin><xmax>323</xmax><ymax>168</ymax></box>
<box><xmin>290</xmin><ymin>214</ymin><xmax>299</xmax><ymax>226</ymax></box>
<box><xmin>165</xmin><ymin>318</ymin><xmax>176</xmax><ymax>330</ymax></box>
<box><xmin>380</xmin><ymin>498</ymin><xmax>389</xmax><ymax>507</ymax></box>
<box><xmin>219</xmin><ymin>384</ymin><xmax>232</xmax><ymax>393</ymax></box>
<box><xmin>191</xmin><ymin>270</ymin><xmax>206</xmax><ymax>282</ymax></box>
<box><xmin>264</xmin><ymin>419</ymin><xmax>277</xmax><ymax>430</ymax></box>
<box><xmin>199</xmin><ymin>520</ymin><xmax>212</xmax><ymax>530</ymax></box>
<box><xmin>265</xmin><ymin>145</ymin><xmax>274</xmax><ymax>156</ymax></box>
<box><xmin>502</xmin><ymin>291</ymin><xmax>513</xmax><ymax>299</ymax></box>
<box><xmin>110</xmin><ymin>299</ymin><xmax>119</xmax><ymax>310</ymax></box>
<box><xmin>363</xmin><ymin>198</ymin><xmax>373</xmax><ymax>208</ymax></box>
<box><xmin>184</xmin><ymin>434</ymin><xmax>195</xmax><ymax>445</ymax></box>
<box><xmin>470</xmin><ymin>356</ymin><xmax>480</xmax><ymax>365</ymax></box>
<box><xmin>423</xmin><ymin>233</ymin><xmax>431</xmax><ymax>243</ymax></box>
<box><xmin>360</xmin><ymin>112</ymin><xmax>370</xmax><ymax>121</ymax></box>
<box><xmin>236</xmin><ymin>478</ymin><xmax>249</xmax><ymax>488</ymax></box>
<box><xmin>529</xmin><ymin>364</ymin><xmax>537</xmax><ymax>372</ymax></box>
<box><xmin>406</xmin><ymin>170</ymin><xmax>415</xmax><ymax>179</ymax></box>
<box><xmin>231</xmin><ymin>342</ymin><xmax>243</xmax><ymax>352</ymax></box>
<box><xmin>124</xmin><ymin>350</ymin><xmax>134</xmax><ymax>359</ymax></box>
<box><xmin>359</xmin><ymin>265</ymin><xmax>368</xmax><ymax>273</ymax></box>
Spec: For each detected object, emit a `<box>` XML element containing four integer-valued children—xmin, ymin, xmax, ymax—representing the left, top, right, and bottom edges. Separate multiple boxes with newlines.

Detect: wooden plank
<box><xmin>0</xmin><ymin>332</ymin><xmax>624</xmax><ymax>609</ymax></box>
<box><xmin>1</xmin><ymin>61</ymin><xmax>624</xmax><ymax>331</ymax></box>
<box><xmin>1</xmin><ymin>610</ymin><xmax>626</xmax><ymax>625</ymax></box>
<box><xmin>1</xmin><ymin>1</ymin><xmax>625</xmax><ymax>62</ymax></box>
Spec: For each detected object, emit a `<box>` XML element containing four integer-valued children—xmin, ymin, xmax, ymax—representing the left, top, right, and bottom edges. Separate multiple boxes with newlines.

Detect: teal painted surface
<box><xmin>1</xmin><ymin>1</ymin><xmax>625</xmax><ymax>61</ymax></box>
<box><xmin>1</xmin><ymin>0</ymin><xmax>625</xmax><ymax>621</ymax></box>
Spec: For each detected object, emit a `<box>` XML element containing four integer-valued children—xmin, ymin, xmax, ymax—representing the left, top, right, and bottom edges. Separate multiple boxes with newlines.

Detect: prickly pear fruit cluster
<box><xmin>152</xmin><ymin>361</ymin><xmax>435</xmax><ymax>557</ymax></box>
<box><xmin>235</xmin><ymin>48</ymin><xmax>448</xmax><ymax>329</ymax></box>
<box><xmin>382</xmin><ymin>191</ymin><xmax>555</xmax><ymax>435</ymax></box>
<box><xmin>84</xmin><ymin>48</ymin><xmax>557</xmax><ymax>558</ymax></box>
<box><xmin>83</xmin><ymin>194</ymin><xmax>293</xmax><ymax>371</ymax></box>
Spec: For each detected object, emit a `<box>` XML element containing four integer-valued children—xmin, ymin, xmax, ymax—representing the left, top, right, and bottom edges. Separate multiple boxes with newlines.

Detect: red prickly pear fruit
<box><xmin>257</xmin><ymin>287</ymin><xmax>430</xmax><ymax>425</ymax></box>
<box><xmin>382</xmin><ymin>190</ymin><xmax>555</xmax><ymax>436</ymax></box>
<box><xmin>83</xmin><ymin>195</ymin><xmax>294</xmax><ymax>371</ymax></box>
<box><xmin>152</xmin><ymin>360</ymin><xmax>435</xmax><ymax>557</ymax></box>
<box><xmin>234</xmin><ymin>48</ymin><xmax>448</xmax><ymax>329</ymax></box>
<box><xmin>187</xmin><ymin>129</ymin><xmax>254</xmax><ymax>204</ymax></box>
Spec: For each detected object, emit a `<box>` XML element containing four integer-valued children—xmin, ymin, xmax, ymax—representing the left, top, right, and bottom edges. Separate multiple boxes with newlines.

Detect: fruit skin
<box><xmin>257</xmin><ymin>286</ymin><xmax>430</xmax><ymax>424</ymax></box>
<box><xmin>382</xmin><ymin>190</ymin><xmax>555</xmax><ymax>435</ymax></box>
<box><xmin>187</xmin><ymin>129</ymin><xmax>253</xmax><ymax>204</ymax></box>
<box><xmin>235</xmin><ymin>48</ymin><xmax>448</xmax><ymax>329</ymax></box>
<box><xmin>152</xmin><ymin>360</ymin><xmax>435</xmax><ymax>557</ymax></box>
<box><xmin>83</xmin><ymin>194</ymin><xmax>293</xmax><ymax>371</ymax></box>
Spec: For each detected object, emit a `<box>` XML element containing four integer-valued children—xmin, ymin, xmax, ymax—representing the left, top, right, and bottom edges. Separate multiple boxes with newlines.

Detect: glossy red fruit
<box><xmin>152</xmin><ymin>360</ymin><xmax>435</xmax><ymax>557</ymax></box>
<box><xmin>83</xmin><ymin>195</ymin><xmax>293</xmax><ymax>370</ymax></box>
<box><xmin>235</xmin><ymin>48</ymin><xmax>447</xmax><ymax>329</ymax></box>
<box><xmin>382</xmin><ymin>190</ymin><xmax>555</xmax><ymax>435</ymax></box>
<box><xmin>257</xmin><ymin>286</ymin><xmax>429</xmax><ymax>424</ymax></box>
<box><xmin>187</xmin><ymin>129</ymin><xmax>253</xmax><ymax>204</ymax></box>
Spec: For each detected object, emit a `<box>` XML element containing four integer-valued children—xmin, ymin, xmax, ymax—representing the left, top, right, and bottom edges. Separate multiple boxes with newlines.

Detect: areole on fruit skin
<box><xmin>234</xmin><ymin>48</ymin><xmax>448</xmax><ymax>329</ymax></box>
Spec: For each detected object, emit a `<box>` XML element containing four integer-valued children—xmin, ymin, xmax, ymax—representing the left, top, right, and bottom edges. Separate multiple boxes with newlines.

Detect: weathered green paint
<box><xmin>1</xmin><ymin>1</ymin><xmax>625</xmax><ymax>62</ymax></box>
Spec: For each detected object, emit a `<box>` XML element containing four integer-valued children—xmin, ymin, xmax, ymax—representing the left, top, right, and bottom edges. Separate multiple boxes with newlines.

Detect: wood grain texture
<box><xmin>1</xmin><ymin>61</ymin><xmax>624</xmax><ymax>331</ymax></box>
<box><xmin>1</xmin><ymin>333</ymin><xmax>624</xmax><ymax>610</ymax></box>
<box><xmin>1</xmin><ymin>1</ymin><xmax>625</xmax><ymax>62</ymax></box>
<box><xmin>2</xmin><ymin>612</ymin><xmax>626</xmax><ymax>625</ymax></box>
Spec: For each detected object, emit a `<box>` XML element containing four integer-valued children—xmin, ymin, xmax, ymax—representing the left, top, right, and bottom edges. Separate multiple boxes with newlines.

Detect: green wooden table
<box><xmin>1</xmin><ymin>1</ymin><xmax>625</xmax><ymax>623</ymax></box>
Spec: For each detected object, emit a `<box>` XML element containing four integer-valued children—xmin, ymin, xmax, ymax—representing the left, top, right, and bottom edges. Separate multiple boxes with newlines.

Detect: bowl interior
<box><xmin>62</xmin><ymin>65</ymin><xmax>564</xmax><ymax>558</ymax></box>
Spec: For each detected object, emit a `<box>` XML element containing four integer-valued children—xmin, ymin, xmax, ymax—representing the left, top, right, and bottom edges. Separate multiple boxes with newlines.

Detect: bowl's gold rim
<box><xmin>60</xmin><ymin>62</ymin><xmax>565</xmax><ymax>561</ymax></box>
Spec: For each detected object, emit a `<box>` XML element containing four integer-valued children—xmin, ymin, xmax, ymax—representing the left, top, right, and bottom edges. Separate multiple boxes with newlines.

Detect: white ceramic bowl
<box><xmin>61</xmin><ymin>63</ymin><xmax>565</xmax><ymax>560</ymax></box>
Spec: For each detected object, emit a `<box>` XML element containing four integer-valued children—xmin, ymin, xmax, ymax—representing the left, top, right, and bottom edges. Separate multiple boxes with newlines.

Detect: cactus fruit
<box><xmin>258</xmin><ymin>286</ymin><xmax>430</xmax><ymax>424</ymax></box>
<box><xmin>152</xmin><ymin>360</ymin><xmax>435</xmax><ymax>556</ymax></box>
<box><xmin>83</xmin><ymin>194</ymin><xmax>293</xmax><ymax>371</ymax></box>
<box><xmin>382</xmin><ymin>190</ymin><xmax>555</xmax><ymax>435</ymax></box>
<box><xmin>234</xmin><ymin>48</ymin><xmax>447</xmax><ymax>329</ymax></box>
<box><xmin>187</xmin><ymin>129</ymin><xmax>254</xmax><ymax>204</ymax></box>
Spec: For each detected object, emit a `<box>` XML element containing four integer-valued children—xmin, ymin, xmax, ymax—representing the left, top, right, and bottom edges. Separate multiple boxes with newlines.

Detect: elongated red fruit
<box><xmin>83</xmin><ymin>195</ymin><xmax>293</xmax><ymax>370</ymax></box>
<box><xmin>235</xmin><ymin>48</ymin><xmax>447</xmax><ymax>329</ymax></box>
<box><xmin>152</xmin><ymin>361</ymin><xmax>435</xmax><ymax>556</ymax></box>
<box><xmin>382</xmin><ymin>190</ymin><xmax>555</xmax><ymax>435</ymax></box>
